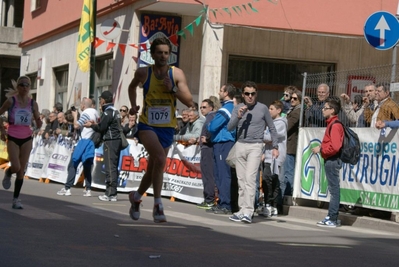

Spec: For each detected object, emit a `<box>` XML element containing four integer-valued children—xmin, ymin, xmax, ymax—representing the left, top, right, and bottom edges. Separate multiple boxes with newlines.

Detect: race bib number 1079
<box><xmin>148</xmin><ymin>106</ymin><xmax>172</xmax><ymax>125</ymax></box>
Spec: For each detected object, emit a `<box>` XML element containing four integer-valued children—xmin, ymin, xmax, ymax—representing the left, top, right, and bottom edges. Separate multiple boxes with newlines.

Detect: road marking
<box><xmin>279</xmin><ymin>243</ymin><xmax>351</xmax><ymax>248</ymax></box>
<box><xmin>0</xmin><ymin>204</ymin><xmax>71</xmax><ymax>220</ymax></box>
<box><xmin>118</xmin><ymin>224</ymin><xmax>186</xmax><ymax>228</ymax></box>
<box><xmin>257</xmin><ymin>219</ymin><xmax>325</xmax><ymax>231</ymax></box>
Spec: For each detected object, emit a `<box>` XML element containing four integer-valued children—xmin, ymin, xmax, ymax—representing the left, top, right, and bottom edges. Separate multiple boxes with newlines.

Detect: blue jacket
<box><xmin>72</xmin><ymin>139</ymin><xmax>95</xmax><ymax>166</ymax></box>
<box><xmin>208</xmin><ymin>100</ymin><xmax>236</xmax><ymax>143</ymax></box>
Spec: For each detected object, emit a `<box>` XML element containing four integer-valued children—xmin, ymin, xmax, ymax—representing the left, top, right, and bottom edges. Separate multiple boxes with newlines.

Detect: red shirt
<box><xmin>321</xmin><ymin>115</ymin><xmax>344</xmax><ymax>160</ymax></box>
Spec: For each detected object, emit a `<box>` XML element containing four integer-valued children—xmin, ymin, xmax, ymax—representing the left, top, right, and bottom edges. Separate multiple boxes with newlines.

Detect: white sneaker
<box><xmin>98</xmin><ymin>195</ymin><xmax>117</xmax><ymax>202</ymax></box>
<box><xmin>12</xmin><ymin>198</ymin><xmax>23</xmax><ymax>209</ymax></box>
<box><xmin>57</xmin><ymin>188</ymin><xmax>71</xmax><ymax>196</ymax></box>
<box><xmin>83</xmin><ymin>190</ymin><xmax>91</xmax><ymax>197</ymax></box>
<box><xmin>270</xmin><ymin>206</ymin><xmax>278</xmax><ymax>217</ymax></box>
<box><xmin>262</xmin><ymin>204</ymin><xmax>272</xmax><ymax>217</ymax></box>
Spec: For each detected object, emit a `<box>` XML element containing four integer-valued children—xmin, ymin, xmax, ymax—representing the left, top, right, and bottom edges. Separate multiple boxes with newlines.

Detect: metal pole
<box><xmin>299</xmin><ymin>72</ymin><xmax>307</xmax><ymax>128</ymax></box>
<box><xmin>89</xmin><ymin>0</ymin><xmax>97</xmax><ymax>98</ymax></box>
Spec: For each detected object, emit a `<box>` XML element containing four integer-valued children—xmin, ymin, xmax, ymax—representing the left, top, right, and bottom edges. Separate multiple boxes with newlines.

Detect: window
<box><xmin>54</xmin><ymin>66</ymin><xmax>69</xmax><ymax>112</ymax></box>
<box><xmin>27</xmin><ymin>73</ymin><xmax>38</xmax><ymax>102</ymax></box>
<box><xmin>227</xmin><ymin>55</ymin><xmax>336</xmax><ymax>105</ymax></box>
<box><xmin>30</xmin><ymin>0</ymin><xmax>41</xmax><ymax>11</ymax></box>
<box><xmin>94</xmin><ymin>54</ymin><xmax>113</xmax><ymax>109</ymax></box>
<box><xmin>95</xmin><ymin>54</ymin><xmax>113</xmax><ymax>87</ymax></box>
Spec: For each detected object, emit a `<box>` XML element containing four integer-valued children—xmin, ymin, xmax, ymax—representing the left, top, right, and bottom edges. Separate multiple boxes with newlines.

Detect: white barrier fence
<box><xmin>294</xmin><ymin>127</ymin><xmax>399</xmax><ymax>212</ymax></box>
<box><xmin>26</xmin><ymin>135</ymin><xmax>203</xmax><ymax>204</ymax></box>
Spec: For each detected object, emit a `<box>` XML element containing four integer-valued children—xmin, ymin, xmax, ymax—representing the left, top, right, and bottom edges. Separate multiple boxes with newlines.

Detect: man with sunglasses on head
<box><xmin>227</xmin><ymin>81</ymin><xmax>279</xmax><ymax>224</ymax></box>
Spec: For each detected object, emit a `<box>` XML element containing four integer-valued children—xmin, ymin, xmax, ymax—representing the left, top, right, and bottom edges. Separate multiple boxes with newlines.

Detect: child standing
<box><xmin>312</xmin><ymin>99</ymin><xmax>344</xmax><ymax>227</ymax></box>
<box><xmin>261</xmin><ymin>100</ymin><xmax>287</xmax><ymax>217</ymax></box>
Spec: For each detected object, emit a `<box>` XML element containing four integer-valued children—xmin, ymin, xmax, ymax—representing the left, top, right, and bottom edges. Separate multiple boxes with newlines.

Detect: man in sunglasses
<box><xmin>281</xmin><ymin>86</ymin><xmax>295</xmax><ymax>115</ymax></box>
<box><xmin>227</xmin><ymin>81</ymin><xmax>279</xmax><ymax>224</ymax></box>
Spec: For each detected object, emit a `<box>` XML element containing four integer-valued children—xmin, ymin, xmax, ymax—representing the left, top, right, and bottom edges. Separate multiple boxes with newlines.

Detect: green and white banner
<box><xmin>294</xmin><ymin>127</ymin><xmax>399</xmax><ymax>212</ymax></box>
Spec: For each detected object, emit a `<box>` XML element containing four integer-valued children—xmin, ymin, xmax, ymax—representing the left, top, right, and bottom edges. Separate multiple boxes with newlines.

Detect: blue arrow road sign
<box><xmin>364</xmin><ymin>11</ymin><xmax>399</xmax><ymax>50</ymax></box>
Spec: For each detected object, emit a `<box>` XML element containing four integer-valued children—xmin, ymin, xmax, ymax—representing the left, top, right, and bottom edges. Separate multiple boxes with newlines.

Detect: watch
<box><xmin>171</xmin><ymin>86</ymin><xmax>178</xmax><ymax>93</ymax></box>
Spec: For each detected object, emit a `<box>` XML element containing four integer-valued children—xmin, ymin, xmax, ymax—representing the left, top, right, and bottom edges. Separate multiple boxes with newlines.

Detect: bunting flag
<box><xmin>76</xmin><ymin>0</ymin><xmax>94</xmax><ymax>72</ymax></box>
<box><xmin>106</xmin><ymin>42</ymin><xmax>116</xmax><ymax>51</ymax></box>
<box><xmin>207</xmin><ymin>0</ymin><xmax>277</xmax><ymax>19</ymax></box>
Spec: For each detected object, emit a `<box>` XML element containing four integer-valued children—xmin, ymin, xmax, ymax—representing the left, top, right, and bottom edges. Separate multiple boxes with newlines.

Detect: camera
<box><xmin>70</xmin><ymin>106</ymin><xmax>76</xmax><ymax>111</ymax></box>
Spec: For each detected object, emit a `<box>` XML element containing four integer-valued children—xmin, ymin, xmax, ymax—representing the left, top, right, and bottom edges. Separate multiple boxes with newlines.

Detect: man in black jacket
<box><xmin>84</xmin><ymin>91</ymin><xmax>123</xmax><ymax>201</ymax></box>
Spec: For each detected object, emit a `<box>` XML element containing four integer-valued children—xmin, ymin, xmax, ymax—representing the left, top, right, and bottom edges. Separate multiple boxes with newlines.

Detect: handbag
<box><xmin>226</xmin><ymin>143</ymin><xmax>237</xmax><ymax>168</ymax></box>
<box><xmin>120</xmin><ymin>129</ymin><xmax>129</xmax><ymax>149</ymax></box>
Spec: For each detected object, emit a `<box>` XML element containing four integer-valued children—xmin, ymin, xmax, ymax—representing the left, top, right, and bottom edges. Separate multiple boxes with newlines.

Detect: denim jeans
<box><xmin>282</xmin><ymin>154</ymin><xmax>295</xmax><ymax>196</ymax></box>
<box><xmin>325</xmin><ymin>157</ymin><xmax>342</xmax><ymax>221</ymax></box>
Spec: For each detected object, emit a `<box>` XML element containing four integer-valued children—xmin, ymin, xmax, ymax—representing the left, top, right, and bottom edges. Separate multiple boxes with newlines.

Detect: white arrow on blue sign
<box><xmin>364</xmin><ymin>11</ymin><xmax>399</xmax><ymax>50</ymax></box>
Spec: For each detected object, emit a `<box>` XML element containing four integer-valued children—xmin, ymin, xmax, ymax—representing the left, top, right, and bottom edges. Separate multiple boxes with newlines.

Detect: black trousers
<box><xmin>200</xmin><ymin>146</ymin><xmax>215</xmax><ymax>203</ymax></box>
<box><xmin>103</xmin><ymin>139</ymin><xmax>122</xmax><ymax>196</ymax></box>
<box><xmin>262</xmin><ymin>162</ymin><xmax>282</xmax><ymax>210</ymax></box>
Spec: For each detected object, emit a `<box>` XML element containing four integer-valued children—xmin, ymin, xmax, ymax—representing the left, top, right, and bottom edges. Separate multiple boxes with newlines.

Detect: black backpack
<box><xmin>330</xmin><ymin>121</ymin><xmax>361</xmax><ymax>165</ymax></box>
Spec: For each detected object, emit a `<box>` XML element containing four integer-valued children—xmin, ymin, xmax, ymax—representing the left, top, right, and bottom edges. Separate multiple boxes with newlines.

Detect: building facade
<box><xmin>0</xmin><ymin>0</ymin><xmax>24</xmax><ymax>104</ymax></box>
<box><xmin>19</xmin><ymin>0</ymin><xmax>399</xmax><ymax>112</ymax></box>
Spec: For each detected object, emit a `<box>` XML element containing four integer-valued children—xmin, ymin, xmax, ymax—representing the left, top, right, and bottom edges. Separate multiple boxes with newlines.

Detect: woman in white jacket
<box><xmin>261</xmin><ymin>100</ymin><xmax>287</xmax><ymax>216</ymax></box>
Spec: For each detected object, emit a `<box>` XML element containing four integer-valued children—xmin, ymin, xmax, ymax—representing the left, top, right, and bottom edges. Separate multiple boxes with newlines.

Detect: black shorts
<box><xmin>7</xmin><ymin>135</ymin><xmax>33</xmax><ymax>147</ymax></box>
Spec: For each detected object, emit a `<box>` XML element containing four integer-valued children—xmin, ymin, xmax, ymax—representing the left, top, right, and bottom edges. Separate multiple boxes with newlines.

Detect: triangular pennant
<box><xmin>94</xmin><ymin>37</ymin><xmax>105</xmax><ymax>49</ymax></box>
<box><xmin>195</xmin><ymin>15</ymin><xmax>202</xmax><ymax>26</ymax></box>
<box><xmin>129</xmin><ymin>43</ymin><xmax>138</xmax><ymax>49</ymax></box>
<box><xmin>232</xmin><ymin>6</ymin><xmax>241</xmax><ymax>15</ymax></box>
<box><xmin>169</xmin><ymin>34</ymin><xmax>179</xmax><ymax>47</ymax></box>
<box><xmin>177</xmin><ymin>30</ymin><xmax>186</xmax><ymax>39</ymax></box>
<box><xmin>242</xmin><ymin>4</ymin><xmax>250</xmax><ymax>14</ymax></box>
<box><xmin>140</xmin><ymin>43</ymin><xmax>147</xmax><ymax>51</ymax></box>
<box><xmin>106</xmin><ymin>42</ymin><xmax>116</xmax><ymax>51</ymax></box>
<box><xmin>133</xmin><ymin>56</ymin><xmax>138</xmax><ymax>63</ymax></box>
<box><xmin>118</xmin><ymin>44</ymin><xmax>126</xmax><ymax>56</ymax></box>
<box><xmin>186</xmin><ymin>23</ymin><xmax>194</xmax><ymax>36</ymax></box>
<box><xmin>211</xmin><ymin>9</ymin><xmax>217</xmax><ymax>18</ymax></box>
<box><xmin>248</xmin><ymin>3</ymin><xmax>258</xmax><ymax>12</ymax></box>
<box><xmin>222</xmin><ymin>8</ymin><xmax>231</xmax><ymax>17</ymax></box>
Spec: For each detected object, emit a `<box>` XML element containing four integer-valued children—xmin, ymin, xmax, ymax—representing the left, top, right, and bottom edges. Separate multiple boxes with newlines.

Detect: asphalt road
<box><xmin>1</xmin><ymin>178</ymin><xmax>399</xmax><ymax>267</ymax></box>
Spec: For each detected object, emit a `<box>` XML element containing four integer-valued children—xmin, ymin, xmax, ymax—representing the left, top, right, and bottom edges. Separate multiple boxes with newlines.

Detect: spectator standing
<box><xmin>281</xmin><ymin>86</ymin><xmax>294</xmax><ymax>115</ymax></box>
<box><xmin>84</xmin><ymin>91</ymin><xmax>123</xmax><ymax>201</ymax></box>
<box><xmin>123</xmin><ymin>113</ymin><xmax>138</xmax><ymax>138</ymax></box>
<box><xmin>39</xmin><ymin>109</ymin><xmax>50</xmax><ymax>131</ymax></box>
<box><xmin>261</xmin><ymin>100</ymin><xmax>287</xmax><ymax>216</ymax></box>
<box><xmin>176</xmin><ymin>108</ymin><xmax>190</xmax><ymax>135</ymax></box>
<box><xmin>42</xmin><ymin>111</ymin><xmax>59</xmax><ymax>139</ymax></box>
<box><xmin>53</xmin><ymin>102</ymin><xmax>63</xmax><ymax>114</ymax></box>
<box><xmin>197</xmin><ymin>99</ymin><xmax>216</xmax><ymax>209</ymax></box>
<box><xmin>368</xmin><ymin>83</ymin><xmax>399</xmax><ymax>127</ymax></box>
<box><xmin>282</xmin><ymin>88</ymin><xmax>302</xmax><ymax>196</ymax></box>
<box><xmin>340</xmin><ymin>93</ymin><xmax>365</xmax><ymax>127</ymax></box>
<box><xmin>0</xmin><ymin>76</ymin><xmax>42</xmax><ymax>209</ymax></box>
<box><xmin>304</xmin><ymin>83</ymin><xmax>330</xmax><ymax>127</ymax></box>
<box><xmin>227</xmin><ymin>81</ymin><xmax>279</xmax><ymax>224</ymax></box>
<box><xmin>127</xmin><ymin>37</ymin><xmax>194</xmax><ymax>223</ymax></box>
<box><xmin>174</xmin><ymin>109</ymin><xmax>204</xmax><ymax>145</ymax></box>
<box><xmin>119</xmin><ymin>105</ymin><xmax>129</xmax><ymax>127</ymax></box>
<box><xmin>57</xmin><ymin>98</ymin><xmax>99</xmax><ymax>197</ymax></box>
<box><xmin>207</xmin><ymin>84</ymin><xmax>236</xmax><ymax>215</ymax></box>
<box><xmin>362</xmin><ymin>83</ymin><xmax>378</xmax><ymax>126</ymax></box>
<box><xmin>312</xmin><ymin>99</ymin><xmax>344</xmax><ymax>227</ymax></box>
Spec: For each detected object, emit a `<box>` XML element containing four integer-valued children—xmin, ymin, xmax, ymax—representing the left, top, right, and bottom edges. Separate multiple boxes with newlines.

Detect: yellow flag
<box><xmin>76</xmin><ymin>0</ymin><xmax>94</xmax><ymax>72</ymax></box>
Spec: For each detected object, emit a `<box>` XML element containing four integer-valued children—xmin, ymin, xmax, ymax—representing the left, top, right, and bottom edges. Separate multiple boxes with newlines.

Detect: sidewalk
<box><xmin>284</xmin><ymin>197</ymin><xmax>399</xmax><ymax>234</ymax></box>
